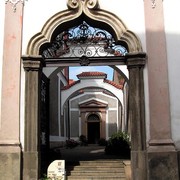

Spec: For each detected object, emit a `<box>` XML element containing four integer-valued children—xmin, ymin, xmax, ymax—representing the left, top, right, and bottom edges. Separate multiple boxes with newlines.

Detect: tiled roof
<box><xmin>62</xmin><ymin>72</ymin><xmax>123</xmax><ymax>90</ymax></box>
<box><xmin>61</xmin><ymin>80</ymin><xmax>80</xmax><ymax>90</ymax></box>
<box><xmin>104</xmin><ymin>79</ymin><xmax>123</xmax><ymax>90</ymax></box>
<box><xmin>77</xmin><ymin>72</ymin><xmax>107</xmax><ymax>78</ymax></box>
<box><xmin>69</xmin><ymin>79</ymin><xmax>75</xmax><ymax>84</ymax></box>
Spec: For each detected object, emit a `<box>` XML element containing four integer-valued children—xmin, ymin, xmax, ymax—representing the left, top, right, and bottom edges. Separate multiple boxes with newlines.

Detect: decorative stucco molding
<box><xmin>5</xmin><ymin>0</ymin><xmax>25</xmax><ymax>12</ymax></box>
<box><xmin>151</xmin><ymin>0</ymin><xmax>156</xmax><ymax>8</ymax></box>
<box><xmin>27</xmin><ymin>0</ymin><xmax>142</xmax><ymax>55</ymax></box>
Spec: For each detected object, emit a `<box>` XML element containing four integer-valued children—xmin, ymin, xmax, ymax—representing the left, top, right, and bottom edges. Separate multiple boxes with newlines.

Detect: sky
<box><xmin>69</xmin><ymin>66</ymin><xmax>113</xmax><ymax>80</ymax></box>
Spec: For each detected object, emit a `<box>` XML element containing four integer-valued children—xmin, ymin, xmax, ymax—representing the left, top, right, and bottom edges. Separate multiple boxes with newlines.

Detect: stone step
<box><xmin>67</xmin><ymin>171</ymin><xmax>125</xmax><ymax>176</ymax></box>
<box><xmin>78</xmin><ymin>160</ymin><xmax>123</xmax><ymax>163</ymax></box>
<box><xmin>66</xmin><ymin>160</ymin><xmax>126</xmax><ymax>180</ymax></box>
<box><xmin>66</xmin><ymin>166</ymin><xmax>125</xmax><ymax>172</ymax></box>
<box><xmin>67</xmin><ymin>160</ymin><xmax>124</xmax><ymax>166</ymax></box>
<box><xmin>66</xmin><ymin>176</ymin><xmax>126</xmax><ymax>180</ymax></box>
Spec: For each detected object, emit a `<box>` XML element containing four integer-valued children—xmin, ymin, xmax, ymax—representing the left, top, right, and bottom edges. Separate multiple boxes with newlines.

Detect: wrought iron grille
<box><xmin>88</xmin><ymin>114</ymin><xmax>100</xmax><ymax>121</ymax></box>
<box><xmin>41</xmin><ymin>21</ymin><xmax>128</xmax><ymax>58</ymax></box>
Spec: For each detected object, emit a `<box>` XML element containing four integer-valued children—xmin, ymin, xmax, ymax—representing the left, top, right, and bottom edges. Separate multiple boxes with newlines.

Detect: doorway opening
<box><xmin>87</xmin><ymin>114</ymin><xmax>100</xmax><ymax>144</ymax></box>
<box><xmin>88</xmin><ymin>122</ymin><xmax>100</xmax><ymax>144</ymax></box>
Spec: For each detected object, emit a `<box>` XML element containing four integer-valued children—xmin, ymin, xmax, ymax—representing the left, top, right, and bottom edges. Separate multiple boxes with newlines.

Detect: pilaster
<box><xmin>22</xmin><ymin>56</ymin><xmax>43</xmax><ymax>180</ymax></box>
<box><xmin>144</xmin><ymin>0</ymin><xmax>179</xmax><ymax>179</ymax></box>
<box><xmin>0</xmin><ymin>1</ymin><xmax>24</xmax><ymax>179</ymax></box>
<box><xmin>80</xmin><ymin>112</ymin><xmax>86</xmax><ymax>137</ymax></box>
<box><xmin>101</xmin><ymin>111</ymin><xmax>106</xmax><ymax>139</ymax></box>
<box><xmin>126</xmin><ymin>53</ymin><xmax>147</xmax><ymax>180</ymax></box>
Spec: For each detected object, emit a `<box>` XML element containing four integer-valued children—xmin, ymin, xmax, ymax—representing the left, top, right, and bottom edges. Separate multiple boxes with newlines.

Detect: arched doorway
<box><xmin>22</xmin><ymin>0</ymin><xmax>146</xmax><ymax>179</ymax></box>
<box><xmin>87</xmin><ymin>114</ymin><xmax>100</xmax><ymax>144</ymax></box>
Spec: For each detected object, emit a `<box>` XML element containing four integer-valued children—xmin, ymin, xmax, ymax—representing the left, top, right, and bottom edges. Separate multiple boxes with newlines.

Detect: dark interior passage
<box><xmin>88</xmin><ymin>122</ymin><xmax>100</xmax><ymax>144</ymax></box>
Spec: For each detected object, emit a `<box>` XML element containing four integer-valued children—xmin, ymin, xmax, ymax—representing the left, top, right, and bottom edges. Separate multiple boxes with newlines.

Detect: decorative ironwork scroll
<box><xmin>41</xmin><ymin>21</ymin><xmax>127</xmax><ymax>58</ymax></box>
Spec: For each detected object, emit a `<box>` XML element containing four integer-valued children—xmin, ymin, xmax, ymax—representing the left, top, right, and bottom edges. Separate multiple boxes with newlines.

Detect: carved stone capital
<box><xmin>22</xmin><ymin>56</ymin><xmax>44</xmax><ymax>71</ymax></box>
<box><xmin>126</xmin><ymin>52</ymin><xmax>146</xmax><ymax>69</ymax></box>
<box><xmin>5</xmin><ymin>0</ymin><xmax>25</xmax><ymax>12</ymax></box>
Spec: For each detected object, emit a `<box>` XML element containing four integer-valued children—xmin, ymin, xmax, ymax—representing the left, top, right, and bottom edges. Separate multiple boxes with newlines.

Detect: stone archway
<box><xmin>61</xmin><ymin>73</ymin><xmax>124</xmax><ymax>113</ymax></box>
<box><xmin>22</xmin><ymin>0</ymin><xmax>147</xmax><ymax>179</ymax></box>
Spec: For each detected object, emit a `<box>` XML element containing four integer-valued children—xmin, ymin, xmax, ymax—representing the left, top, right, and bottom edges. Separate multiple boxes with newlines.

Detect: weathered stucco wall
<box><xmin>108</xmin><ymin>110</ymin><xmax>118</xmax><ymax>136</ymax></box>
<box><xmin>0</xmin><ymin>1</ymin><xmax>5</xmax><ymax>123</ymax></box>
<box><xmin>163</xmin><ymin>0</ymin><xmax>180</xmax><ymax>149</ymax></box>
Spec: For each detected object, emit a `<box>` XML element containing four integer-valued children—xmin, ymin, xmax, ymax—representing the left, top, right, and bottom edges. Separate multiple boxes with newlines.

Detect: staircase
<box><xmin>66</xmin><ymin>160</ymin><xmax>126</xmax><ymax>180</ymax></box>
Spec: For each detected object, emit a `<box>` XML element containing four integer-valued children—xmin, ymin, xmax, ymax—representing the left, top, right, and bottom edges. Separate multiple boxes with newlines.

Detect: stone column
<box><xmin>126</xmin><ymin>53</ymin><xmax>147</xmax><ymax>180</ymax></box>
<box><xmin>22</xmin><ymin>56</ymin><xmax>43</xmax><ymax>180</ymax></box>
<box><xmin>0</xmin><ymin>1</ymin><xmax>24</xmax><ymax>179</ymax></box>
<box><xmin>144</xmin><ymin>1</ymin><xmax>179</xmax><ymax>179</ymax></box>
